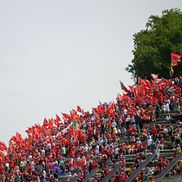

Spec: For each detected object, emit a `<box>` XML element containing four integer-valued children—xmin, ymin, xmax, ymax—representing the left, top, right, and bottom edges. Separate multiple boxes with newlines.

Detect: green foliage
<box><xmin>126</xmin><ymin>9</ymin><xmax>182</xmax><ymax>80</ymax></box>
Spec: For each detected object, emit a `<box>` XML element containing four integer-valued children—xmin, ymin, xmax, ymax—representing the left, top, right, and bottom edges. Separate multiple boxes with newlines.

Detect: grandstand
<box><xmin>0</xmin><ymin>76</ymin><xmax>182</xmax><ymax>181</ymax></box>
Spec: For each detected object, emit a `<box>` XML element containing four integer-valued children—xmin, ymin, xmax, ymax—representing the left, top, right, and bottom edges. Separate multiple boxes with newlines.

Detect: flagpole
<box><xmin>169</xmin><ymin>66</ymin><xmax>174</xmax><ymax>79</ymax></box>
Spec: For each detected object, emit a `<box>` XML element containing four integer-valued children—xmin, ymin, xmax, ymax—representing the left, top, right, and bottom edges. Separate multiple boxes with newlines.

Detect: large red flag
<box><xmin>171</xmin><ymin>52</ymin><xmax>181</xmax><ymax>67</ymax></box>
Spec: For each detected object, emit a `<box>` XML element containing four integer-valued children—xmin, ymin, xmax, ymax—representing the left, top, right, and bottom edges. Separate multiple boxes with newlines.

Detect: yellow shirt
<box><xmin>113</xmin><ymin>127</ymin><xmax>118</xmax><ymax>134</ymax></box>
<box><xmin>179</xmin><ymin>160</ymin><xmax>182</xmax><ymax>167</ymax></box>
<box><xmin>176</xmin><ymin>146</ymin><xmax>181</xmax><ymax>154</ymax></box>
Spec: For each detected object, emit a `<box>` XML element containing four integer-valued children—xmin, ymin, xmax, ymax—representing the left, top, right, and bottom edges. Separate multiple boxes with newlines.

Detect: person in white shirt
<box><xmin>147</xmin><ymin>135</ymin><xmax>153</xmax><ymax>147</ymax></box>
<box><xmin>111</xmin><ymin>121</ymin><xmax>117</xmax><ymax>128</ymax></box>
<box><xmin>123</xmin><ymin>109</ymin><xmax>128</xmax><ymax>116</ymax></box>
<box><xmin>163</xmin><ymin>101</ymin><xmax>170</xmax><ymax>113</ymax></box>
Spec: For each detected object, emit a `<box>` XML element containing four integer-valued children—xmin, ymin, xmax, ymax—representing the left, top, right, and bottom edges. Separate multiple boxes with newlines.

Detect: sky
<box><xmin>0</xmin><ymin>0</ymin><xmax>181</xmax><ymax>144</ymax></box>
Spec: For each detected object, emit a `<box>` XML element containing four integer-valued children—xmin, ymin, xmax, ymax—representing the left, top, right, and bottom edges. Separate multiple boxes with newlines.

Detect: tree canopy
<box><xmin>126</xmin><ymin>8</ymin><xmax>182</xmax><ymax>80</ymax></box>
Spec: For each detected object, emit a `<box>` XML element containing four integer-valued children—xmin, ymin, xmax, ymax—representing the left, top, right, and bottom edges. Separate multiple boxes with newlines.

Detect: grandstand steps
<box><xmin>124</xmin><ymin>149</ymin><xmax>176</xmax><ymax>167</ymax></box>
<box><xmin>155</xmin><ymin>121</ymin><xmax>176</xmax><ymax>125</ymax></box>
<box><xmin>125</xmin><ymin>153</ymin><xmax>157</xmax><ymax>182</ymax></box>
<box><xmin>156</xmin><ymin>152</ymin><xmax>182</xmax><ymax>181</ymax></box>
<box><xmin>122</xmin><ymin>112</ymin><xmax>181</xmax><ymax>177</ymax></box>
<box><xmin>115</xmin><ymin>113</ymin><xmax>179</xmax><ymax>172</ymax></box>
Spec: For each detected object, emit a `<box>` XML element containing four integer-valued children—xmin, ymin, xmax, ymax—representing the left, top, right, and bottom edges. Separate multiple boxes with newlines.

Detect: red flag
<box><xmin>138</xmin><ymin>77</ymin><xmax>143</xmax><ymax>85</ymax></box>
<box><xmin>9</xmin><ymin>132</ymin><xmax>24</xmax><ymax>148</ymax></box>
<box><xmin>25</xmin><ymin>127</ymin><xmax>33</xmax><ymax>135</ymax></box>
<box><xmin>48</xmin><ymin>118</ymin><xmax>54</xmax><ymax>129</ymax></box>
<box><xmin>55</xmin><ymin>114</ymin><xmax>61</xmax><ymax>121</ymax></box>
<box><xmin>77</xmin><ymin>105</ymin><xmax>85</xmax><ymax>115</ymax></box>
<box><xmin>133</xmin><ymin>87</ymin><xmax>138</xmax><ymax>96</ymax></box>
<box><xmin>62</xmin><ymin>113</ymin><xmax>70</xmax><ymax>120</ymax></box>
<box><xmin>171</xmin><ymin>52</ymin><xmax>181</xmax><ymax>67</ymax></box>
<box><xmin>94</xmin><ymin>104</ymin><xmax>104</xmax><ymax>114</ymax></box>
<box><xmin>24</xmin><ymin>139</ymin><xmax>32</xmax><ymax>148</ymax></box>
<box><xmin>120</xmin><ymin>81</ymin><xmax>129</xmax><ymax>93</ymax></box>
<box><xmin>59</xmin><ymin>135</ymin><xmax>70</xmax><ymax>145</ymax></box>
<box><xmin>32</xmin><ymin>124</ymin><xmax>42</xmax><ymax>138</ymax></box>
<box><xmin>69</xmin><ymin>127</ymin><xmax>78</xmax><ymax>137</ymax></box>
<box><xmin>140</xmin><ymin>84</ymin><xmax>147</xmax><ymax>95</ymax></box>
<box><xmin>0</xmin><ymin>141</ymin><xmax>7</xmax><ymax>151</ymax></box>
<box><xmin>77</xmin><ymin>105</ymin><xmax>82</xmax><ymax>113</ymax></box>
<box><xmin>128</xmin><ymin>85</ymin><xmax>134</xmax><ymax>92</ymax></box>
<box><xmin>43</xmin><ymin>118</ymin><xmax>49</xmax><ymax>128</ymax></box>
<box><xmin>55</xmin><ymin>114</ymin><xmax>61</xmax><ymax>127</ymax></box>
<box><xmin>70</xmin><ymin>109</ymin><xmax>79</xmax><ymax>121</ymax></box>
<box><xmin>107</xmin><ymin>102</ymin><xmax>116</xmax><ymax>115</ymax></box>
<box><xmin>15</xmin><ymin>132</ymin><xmax>23</xmax><ymax>142</ymax></box>
<box><xmin>142</xmin><ymin>79</ymin><xmax>151</xmax><ymax>88</ymax></box>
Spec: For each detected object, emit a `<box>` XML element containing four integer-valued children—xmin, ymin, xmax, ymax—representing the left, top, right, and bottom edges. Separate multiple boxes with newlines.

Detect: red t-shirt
<box><xmin>152</xmin><ymin>128</ymin><xmax>157</xmax><ymax>135</ymax></box>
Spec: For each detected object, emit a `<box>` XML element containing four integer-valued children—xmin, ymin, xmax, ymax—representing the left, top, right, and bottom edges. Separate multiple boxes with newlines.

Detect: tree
<box><xmin>126</xmin><ymin>9</ymin><xmax>182</xmax><ymax>80</ymax></box>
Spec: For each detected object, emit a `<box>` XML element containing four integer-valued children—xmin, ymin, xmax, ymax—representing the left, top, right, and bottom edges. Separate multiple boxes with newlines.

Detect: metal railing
<box><xmin>125</xmin><ymin>150</ymin><xmax>157</xmax><ymax>182</ymax></box>
<box><xmin>155</xmin><ymin>152</ymin><xmax>182</xmax><ymax>182</ymax></box>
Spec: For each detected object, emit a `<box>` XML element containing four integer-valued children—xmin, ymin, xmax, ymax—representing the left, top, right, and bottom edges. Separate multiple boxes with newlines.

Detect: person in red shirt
<box><xmin>91</xmin><ymin>160</ymin><xmax>98</xmax><ymax>169</ymax></box>
<box><xmin>121</xmin><ymin>156</ymin><xmax>126</xmax><ymax>167</ymax></box>
<box><xmin>152</xmin><ymin>126</ymin><xmax>157</xmax><ymax>135</ymax></box>
<box><xmin>0</xmin><ymin>163</ymin><xmax>4</xmax><ymax>174</ymax></box>
<box><xmin>68</xmin><ymin>158</ymin><xmax>75</xmax><ymax>169</ymax></box>
<box><xmin>104</xmin><ymin>167</ymin><xmax>110</xmax><ymax>176</ymax></box>
<box><xmin>69</xmin><ymin>146</ymin><xmax>76</xmax><ymax>158</ymax></box>
<box><xmin>120</xmin><ymin>172</ymin><xmax>129</xmax><ymax>182</ymax></box>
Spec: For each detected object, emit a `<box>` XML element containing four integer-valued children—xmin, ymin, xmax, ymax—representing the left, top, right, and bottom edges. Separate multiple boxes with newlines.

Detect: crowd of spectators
<box><xmin>0</xmin><ymin>75</ymin><xmax>182</xmax><ymax>182</ymax></box>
